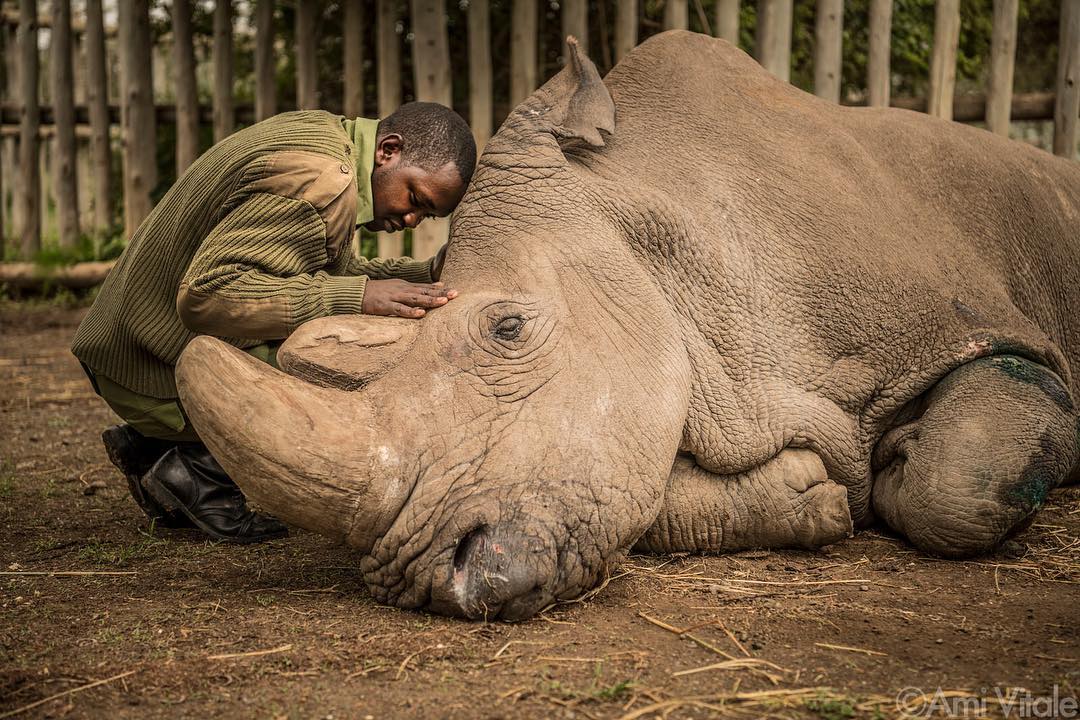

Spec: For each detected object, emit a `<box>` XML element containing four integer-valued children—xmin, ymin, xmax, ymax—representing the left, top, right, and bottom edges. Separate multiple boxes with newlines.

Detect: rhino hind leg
<box><xmin>634</xmin><ymin>448</ymin><xmax>853</xmax><ymax>554</ymax></box>
<box><xmin>872</xmin><ymin>355</ymin><xmax>1079</xmax><ymax>558</ymax></box>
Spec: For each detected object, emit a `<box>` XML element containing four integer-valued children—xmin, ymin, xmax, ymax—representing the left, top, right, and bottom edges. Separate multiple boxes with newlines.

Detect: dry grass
<box><xmin>978</xmin><ymin>523</ymin><xmax>1080</xmax><ymax>584</ymax></box>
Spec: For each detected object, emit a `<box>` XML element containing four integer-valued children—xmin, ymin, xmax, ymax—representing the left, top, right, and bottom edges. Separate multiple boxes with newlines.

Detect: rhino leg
<box><xmin>634</xmin><ymin>448</ymin><xmax>853</xmax><ymax>553</ymax></box>
<box><xmin>872</xmin><ymin>355</ymin><xmax>1079</xmax><ymax>558</ymax></box>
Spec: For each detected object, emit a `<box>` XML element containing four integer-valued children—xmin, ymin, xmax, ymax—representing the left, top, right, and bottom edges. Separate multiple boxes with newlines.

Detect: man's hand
<box><xmin>362</xmin><ymin>279</ymin><xmax>458</xmax><ymax>318</ymax></box>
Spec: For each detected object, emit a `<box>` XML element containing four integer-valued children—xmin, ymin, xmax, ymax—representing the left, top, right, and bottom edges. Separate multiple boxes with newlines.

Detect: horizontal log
<box><xmin>0</xmin><ymin>260</ymin><xmax>116</xmax><ymax>290</ymax></box>
<box><xmin>843</xmin><ymin>90</ymin><xmax>1059</xmax><ymax>122</ymax></box>
<box><xmin>0</xmin><ymin>8</ymin><xmax>117</xmax><ymax>36</ymax></box>
<box><xmin>0</xmin><ymin>103</ymin><xmax>257</xmax><ymax>127</ymax></box>
<box><xmin>0</xmin><ymin>93</ymin><xmax>1066</xmax><ymax>130</ymax></box>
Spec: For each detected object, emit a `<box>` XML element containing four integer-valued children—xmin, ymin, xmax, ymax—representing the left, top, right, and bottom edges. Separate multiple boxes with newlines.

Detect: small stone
<box><xmin>935</xmin><ymin>638</ymin><xmax>944</xmax><ymax>644</ymax></box>
<box><xmin>83</xmin><ymin>480</ymin><xmax>107</xmax><ymax>496</ymax></box>
<box><xmin>706</xmin><ymin>584</ymin><xmax>722</xmax><ymax>594</ymax></box>
<box><xmin>859</xmin><ymin>584</ymin><xmax>870</xmax><ymax>591</ymax></box>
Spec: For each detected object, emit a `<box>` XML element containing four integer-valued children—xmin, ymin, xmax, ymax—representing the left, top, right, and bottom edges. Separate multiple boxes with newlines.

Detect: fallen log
<box><xmin>0</xmin><ymin>260</ymin><xmax>116</xmax><ymax>290</ymax></box>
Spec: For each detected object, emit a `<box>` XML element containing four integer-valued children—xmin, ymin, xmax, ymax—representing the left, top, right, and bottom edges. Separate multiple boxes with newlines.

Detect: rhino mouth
<box><xmin>364</xmin><ymin>502</ymin><xmax>592</xmax><ymax>621</ymax></box>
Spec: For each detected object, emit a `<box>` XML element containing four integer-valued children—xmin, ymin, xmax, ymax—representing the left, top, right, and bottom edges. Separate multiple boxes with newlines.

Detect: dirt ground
<box><xmin>1</xmin><ymin>302</ymin><xmax>1077</xmax><ymax>720</ymax></box>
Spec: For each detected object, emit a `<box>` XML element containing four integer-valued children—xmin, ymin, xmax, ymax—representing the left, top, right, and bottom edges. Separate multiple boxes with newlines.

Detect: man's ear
<box><xmin>374</xmin><ymin>134</ymin><xmax>403</xmax><ymax>167</ymax></box>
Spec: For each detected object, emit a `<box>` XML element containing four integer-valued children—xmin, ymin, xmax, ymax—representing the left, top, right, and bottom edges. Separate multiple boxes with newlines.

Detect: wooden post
<box><xmin>296</xmin><ymin>0</ymin><xmax>318</xmax><ymax>110</ymax></box>
<box><xmin>1053</xmin><ymin>0</ymin><xmax>1080</xmax><ymax>158</ymax></box>
<box><xmin>0</xmin><ymin>21</ymin><xmax>8</xmax><ymax>254</ymax></box>
<box><xmin>615</xmin><ymin>0</ymin><xmax>637</xmax><ymax>61</ymax></box>
<box><xmin>39</xmin><ymin>139</ymin><xmax>54</xmax><ymax>243</ymax></box>
<box><xmin>50</xmin><ymin>0</ymin><xmax>79</xmax><ymax>247</ymax></box>
<box><xmin>213</xmin><ymin>0</ymin><xmax>234</xmax><ymax>139</ymax></box>
<box><xmin>118</xmin><ymin>0</ymin><xmax>156</xmax><ymax>237</ymax></box>
<box><xmin>756</xmin><ymin>0</ymin><xmax>793</xmax><ymax>82</ymax></box>
<box><xmin>76</xmin><ymin>133</ymin><xmax>92</xmax><ymax>232</ymax></box>
<box><xmin>173</xmin><ymin>0</ymin><xmax>200</xmax><ymax>171</ymax></box>
<box><xmin>344</xmin><ymin>0</ymin><xmax>364</xmax><ymax>118</ymax></box>
<box><xmin>562</xmin><ymin>0</ymin><xmax>587</xmax><ymax>56</ymax></box>
<box><xmin>927</xmin><ymin>0</ymin><xmax>960</xmax><ymax>120</ymax></box>
<box><xmin>510</xmin><ymin>0</ymin><xmax>537</xmax><ymax>105</ymax></box>
<box><xmin>377</xmin><ymin>0</ymin><xmax>401</xmax><ymax>116</ymax></box>
<box><xmin>469</xmin><ymin>0</ymin><xmax>492</xmax><ymax>149</ymax></box>
<box><xmin>72</xmin><ymin>32</ymin><xmax>92</xmax><ymax>233</ymax></box>
<box><xmin>665</xmin><ymin>0</ymin><xmax>688</xmax><ymax>30</ymax></box>
<box><xmin>986</xmin><ymin>0</ymin><xmax>1018</xmax><ymax>136</ymax></box>
<box><xmin>255</xmin><ymin>0</ymin><xmax>276</xmax><ymax>120</ymax></box>
<box><xmin>85</xmin><ymin>0</ymin><xmax>112</xmax><ymax>233</ymax></box>
<box><xmin>410</xmin><ymin>0</ymin><xmax>452</xmax><ymax>260</ymax></box>
<box><xmin>18</xmin><ymin>0</ymin><xmax>40</xmax><ymax>256</ymax></box>
<box><xmin>377</xmin><ymin>0</ymin><xmax>402</xmax><ymax>257</ymax></box>
<box><xmin>153</xmin><ymin>32</ymin><xmax>172</xmax><ymax>102</ymax></box>
<box><xmin>867</xmin><ymin>0</ymin><xmax>891</xmax><ymax>107</ymax></box>
<box><xmin>814</xmin><ymin>0</ymin><xmax>842</xmax><ymax>102</ymax></box>
<box><xmin>715</xmin><ymin>0</ymin><xmax>739</xmax><ymax>44</ymax></box>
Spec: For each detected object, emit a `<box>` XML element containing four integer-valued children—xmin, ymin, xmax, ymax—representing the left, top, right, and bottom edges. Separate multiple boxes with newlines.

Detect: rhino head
<box><xmin>176</xmin><ymin>39</ymin><xmax>692</xmax><ymax>620</ymax></box>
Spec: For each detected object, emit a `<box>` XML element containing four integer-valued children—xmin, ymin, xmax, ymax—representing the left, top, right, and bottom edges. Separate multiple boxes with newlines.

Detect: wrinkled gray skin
<box><xmin>177</xmin><ymin>31</ymin><xmax>1080</xmax><ymax>621</ymax></box>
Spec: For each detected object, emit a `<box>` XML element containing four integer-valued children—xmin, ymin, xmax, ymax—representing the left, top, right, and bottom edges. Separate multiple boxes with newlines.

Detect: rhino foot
<box><xmin>635</xmin><ymin>448</ymin><xmax>853</xmax><ymax>554</ymax></box>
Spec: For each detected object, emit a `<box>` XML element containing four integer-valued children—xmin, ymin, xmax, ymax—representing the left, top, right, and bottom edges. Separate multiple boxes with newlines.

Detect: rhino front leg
<box><xmin>635</xmin><ymin>448</ymin><xmax>853</xmax><ymax>553</ymax></box>
<box><xmin>872</xmin><ymin>355</ymin><xmax>1080</xmax><ymax>558</ymax></box>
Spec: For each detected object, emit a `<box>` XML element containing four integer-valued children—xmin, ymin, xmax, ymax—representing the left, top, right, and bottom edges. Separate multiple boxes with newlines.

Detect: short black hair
<box><xmin>377</xmin><ymin>102</ymin><xmax>477</xmax><ymax>186</ymax></box>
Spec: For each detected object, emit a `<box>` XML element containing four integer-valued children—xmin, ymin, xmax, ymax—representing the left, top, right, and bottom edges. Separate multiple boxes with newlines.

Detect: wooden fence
<box><xmin>1</xmin><ymin>0</ymin><xmax>1078</xmax><ymax>267</ymax></box>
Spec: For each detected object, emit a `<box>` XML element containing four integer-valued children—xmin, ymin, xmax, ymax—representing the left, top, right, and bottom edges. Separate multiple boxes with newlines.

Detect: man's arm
<box><xmin>177</xmin><ymin>193</ymin><xmax>448</xmax><ymax>339</ymax></box>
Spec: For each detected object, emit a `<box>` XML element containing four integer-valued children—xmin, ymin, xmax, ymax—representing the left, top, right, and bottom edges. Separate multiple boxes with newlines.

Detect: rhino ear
<box><xmin>521</xmin><ymin>36</ymin><xmax>616</xmax><ymax>147</ymax></box>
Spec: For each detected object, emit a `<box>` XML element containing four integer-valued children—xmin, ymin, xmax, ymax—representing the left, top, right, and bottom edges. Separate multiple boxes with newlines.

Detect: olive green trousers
<box><xmin>81</xmin><ymin>343</ymin><xmax>279</xmax><ymax>443</ymax></box>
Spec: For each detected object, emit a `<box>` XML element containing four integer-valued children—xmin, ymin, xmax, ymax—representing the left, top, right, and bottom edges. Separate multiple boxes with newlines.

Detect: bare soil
<box><xmin>1</xmin><ymin>304</ymin><xmax>1077</xmax><ymax>719</ymax></box>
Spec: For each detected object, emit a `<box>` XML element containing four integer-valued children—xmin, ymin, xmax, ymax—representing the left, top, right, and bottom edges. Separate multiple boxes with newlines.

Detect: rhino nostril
<box><xmin>453</xmin><ymin>525</ymin><xmax>489</xmax><ymax>573</ymax></box>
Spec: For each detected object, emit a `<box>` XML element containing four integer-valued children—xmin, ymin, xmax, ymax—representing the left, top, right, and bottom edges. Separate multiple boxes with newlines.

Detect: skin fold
<box><xmin>176</xmin><ymin>31</ymin><xmax>1080</xmax><ymax>620</ymax></box>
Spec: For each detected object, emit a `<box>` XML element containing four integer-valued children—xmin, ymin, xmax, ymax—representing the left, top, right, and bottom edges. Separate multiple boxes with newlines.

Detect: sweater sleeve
<box><xmin>343</xmin><ymin>253</ymin><xmax>437</xmax><ymax>284</ymax></box>
<box><xmin>176</xmin><ymin>192</ymin><xmax>368</xmax><ymax>340</ymax></box>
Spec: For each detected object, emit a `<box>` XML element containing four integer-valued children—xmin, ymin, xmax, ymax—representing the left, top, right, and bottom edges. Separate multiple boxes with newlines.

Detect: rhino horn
<box><xmin>175</xmin><ymin>336</ymin><xmax>409</xmax><ymax>552</ymax></box>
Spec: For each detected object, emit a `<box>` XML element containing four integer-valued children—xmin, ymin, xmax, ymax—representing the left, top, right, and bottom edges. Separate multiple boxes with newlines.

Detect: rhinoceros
<box><xmin>176</xmin><ymin>30</ymin><xmax>1080</xmax><ymax>620</ymax></box>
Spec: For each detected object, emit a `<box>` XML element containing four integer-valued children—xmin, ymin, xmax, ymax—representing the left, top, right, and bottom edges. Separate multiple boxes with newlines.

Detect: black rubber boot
<box><xmin>101</xmin><ymin>425</ymin><xmax>193</xmax><ymax>529</ymax></box>
<box><xmin>141</xmin><ymin>444</ymin><xmax>288</xmax><ymax>544</ymax></box>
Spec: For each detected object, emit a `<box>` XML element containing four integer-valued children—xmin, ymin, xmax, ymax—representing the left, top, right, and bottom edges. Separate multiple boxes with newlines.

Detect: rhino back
<box><xmin>596</xmin><ymin>30</ymin><xmax>1080</xmax><ymax>428</ymax></box>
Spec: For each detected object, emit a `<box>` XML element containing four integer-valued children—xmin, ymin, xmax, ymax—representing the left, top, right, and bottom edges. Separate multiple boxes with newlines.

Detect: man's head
<box><xmin>367</xmin><ymin>102</ymin><xmax>477</xmax><ymax>234</ymax></box>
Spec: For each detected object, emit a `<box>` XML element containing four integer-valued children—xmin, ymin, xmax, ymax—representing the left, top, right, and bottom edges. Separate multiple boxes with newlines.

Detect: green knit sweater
<box><xmin>72</xmin><ymin>110</ymin><xmax>434</xmax><ymax>399</ymax></box>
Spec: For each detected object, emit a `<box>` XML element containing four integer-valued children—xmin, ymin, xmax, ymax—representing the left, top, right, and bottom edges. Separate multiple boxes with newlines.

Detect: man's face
<box><xmin>367</xmin><ymin>134</ymin><xmax>467</xmax><ymax>233</ymax></box>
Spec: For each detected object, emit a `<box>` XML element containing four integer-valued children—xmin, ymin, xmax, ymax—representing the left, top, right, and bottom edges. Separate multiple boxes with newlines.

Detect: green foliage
<box><xmin>77</xmin><ymin>534</ymin><xmax>167</xmax><ymax>567</ymax></box>
<box><xmin>805</xmin><ymin>693</ymin><xmax>857</xmax><ymax>720</ymax></box>
<box><xmin>31</xmin><ymin>232</ymin><xmax>125</xmax><ymax>269</ymax></box>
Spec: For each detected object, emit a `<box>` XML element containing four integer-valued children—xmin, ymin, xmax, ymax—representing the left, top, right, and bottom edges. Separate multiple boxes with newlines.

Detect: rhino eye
<box><xmin>492</xmin><ymin>316</ymin><xmax>524</xmax><ymax>340</ymax></box>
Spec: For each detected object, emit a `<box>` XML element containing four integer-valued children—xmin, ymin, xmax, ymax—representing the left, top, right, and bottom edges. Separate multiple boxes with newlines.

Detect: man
<box><xmin>72</xmin><ymin>102</ymin><xmax>477</xmax><ymax>543</ymax></box>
